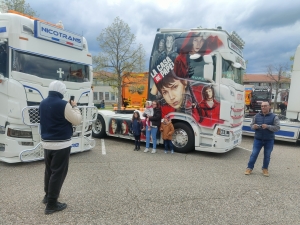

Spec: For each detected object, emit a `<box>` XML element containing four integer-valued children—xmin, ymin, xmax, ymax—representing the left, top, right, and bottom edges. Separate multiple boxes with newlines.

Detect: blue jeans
<box><xmin>164</xmin><ymin>140</ymin><xmax>173</xmax><ymax>151</ymax></box>
<box><xmin>247</xmin><ymin>138</ymin><xmax>274</xmax><ymax>170</ymax></box>
<box><xmin>146</xmin><ymin>126</ymin><xmax>158</xmax><ymax>149</ymax></box>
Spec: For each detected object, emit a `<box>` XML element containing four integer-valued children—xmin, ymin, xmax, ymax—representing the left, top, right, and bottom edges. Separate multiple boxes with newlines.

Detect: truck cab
<box><xmin>248</xmin><ymin>86</ymin><xmax>272</xmax><ymax>116</ymax></box>
<box><xmin>93</xmin><ymin>27</ymin><xmax>246</xmax><ymax>154</ymax></box>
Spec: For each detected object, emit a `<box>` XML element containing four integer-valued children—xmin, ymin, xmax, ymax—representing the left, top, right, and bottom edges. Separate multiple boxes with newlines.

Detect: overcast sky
<box><xmin>27</xmin><ymin>0</ymin><xmax>300</xmax><ymax>74</ymax></box>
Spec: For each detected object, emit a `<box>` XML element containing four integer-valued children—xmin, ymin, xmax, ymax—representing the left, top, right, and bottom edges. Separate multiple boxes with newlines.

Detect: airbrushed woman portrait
<box><xmin>199</xmin><ymin>85</ymin><xmax>224</xmax><ymax>127</ymax></box>
<box><xmin>109</xmin><ymin>118</ymin><xmax>118</xmax><ymax>134</ymax></box>
<box><xmin>173</xmin><ymin>31</ymin><xmax>223</xmax><ymax>80</ymax></box>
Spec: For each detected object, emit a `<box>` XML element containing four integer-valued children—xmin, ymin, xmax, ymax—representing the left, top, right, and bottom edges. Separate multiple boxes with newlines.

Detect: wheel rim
<box><xmin>172</xmin><ymin>128</ymin><xmax>188</xmax><ymax>148</ymax></box>
<box><xmin>92</xmin><ymin>119</ymin><xmax>102</xmax><ymax>134</ymax></box>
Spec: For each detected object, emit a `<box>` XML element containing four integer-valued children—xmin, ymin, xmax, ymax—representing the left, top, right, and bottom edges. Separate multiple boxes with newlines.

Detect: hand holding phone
<box><xmin>69</xmin><ymin>96</ymin><xmax>77</xmax><ymax>107</ymax></box>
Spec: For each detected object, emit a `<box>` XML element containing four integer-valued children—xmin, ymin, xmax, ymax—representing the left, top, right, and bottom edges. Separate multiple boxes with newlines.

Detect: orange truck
<box><xmin>121</xmin><ymin>72</ymin><xmax>148</xmax><ymax>109</ymax></box>
<box><xmin>245</xmin><ymin>87</ymin><xmax>252</xmax><ymax>110</ymax></box>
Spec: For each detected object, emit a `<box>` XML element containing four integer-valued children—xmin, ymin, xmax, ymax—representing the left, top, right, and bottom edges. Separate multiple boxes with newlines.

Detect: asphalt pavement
<box><xmin>0</xmin><ymin>136</ymin><xmax>300</xmax><ymax>225</ymax></box>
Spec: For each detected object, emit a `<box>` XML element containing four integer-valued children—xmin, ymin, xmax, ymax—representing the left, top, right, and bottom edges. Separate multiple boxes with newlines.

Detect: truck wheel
<box><xmin>172</xmin><ymin>122</ymin><xmax>195</xmax><ymax>153</ymax></box>
<box><xmin>92</xmin><ymin>115</ymin><xmax>106</xmax><ymax>138</ymax></box>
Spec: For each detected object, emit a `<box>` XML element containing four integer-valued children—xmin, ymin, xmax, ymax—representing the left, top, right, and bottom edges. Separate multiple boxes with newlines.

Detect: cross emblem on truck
<box><xmin>57</xmin><ymin>68</ymin><xmax>64</xmax><ymax>79</ymax></box>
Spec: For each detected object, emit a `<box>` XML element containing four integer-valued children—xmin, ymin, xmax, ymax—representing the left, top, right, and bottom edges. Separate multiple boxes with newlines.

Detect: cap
<box><xmin>49</xmin><ymin>80</ymin><xmax>66</xmax><ymax>95</ymax></box>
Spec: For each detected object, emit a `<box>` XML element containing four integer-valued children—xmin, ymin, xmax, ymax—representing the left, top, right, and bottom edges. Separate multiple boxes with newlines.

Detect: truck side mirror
<box><xmin>0</xmin><ymin>74</ymin><xmax>6</xmax><ymax>83</ymax></box>
<box><xmin>203</xmin><ymin>55</ymin><xmax>213</xmax><ymax>81</ymax></box>
<box><xmin>232</xmin><ymin>62</ymin><xmax>241</xmax><ymax>68</ymax></box>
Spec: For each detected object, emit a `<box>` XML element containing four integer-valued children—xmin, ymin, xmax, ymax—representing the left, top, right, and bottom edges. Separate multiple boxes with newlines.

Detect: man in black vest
<box><xmin>245</xmin><ymin>102</ymin><xmax>280</xmax><ymax>176</ymax></box>
<box><xmin>39</xmin><ymin>81</ymin><xmax>82</xmax><ymax>214</ymax></box>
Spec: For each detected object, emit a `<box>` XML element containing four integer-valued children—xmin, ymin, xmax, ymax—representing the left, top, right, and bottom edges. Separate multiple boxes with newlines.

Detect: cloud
<box><xmin>26</xmin><ymin>0</ymin><xmax>298</xmax><ymax>74</ymax></box>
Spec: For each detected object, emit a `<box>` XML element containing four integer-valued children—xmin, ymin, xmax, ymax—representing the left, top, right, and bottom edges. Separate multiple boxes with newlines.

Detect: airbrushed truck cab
<box><xmin>93</xmin><ymin>27</ymin><xmax>246</xmax><ymax>153</ymax></box>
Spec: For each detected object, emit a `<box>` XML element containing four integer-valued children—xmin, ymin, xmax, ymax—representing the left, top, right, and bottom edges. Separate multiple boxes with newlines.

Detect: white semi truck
<box><xmin>243</xmin><ymin>44</ymin><xmax>300</xmax><ymax>142</ymax></box>
<box><xmin>0</xmin><ymin>11</ymin><xmax>97</xmax><ymax>163</ymax></box>
<box><xmin>92</xmin><ymin>27</ymin><xmax>246</xmax><ymax>153</ymax></box>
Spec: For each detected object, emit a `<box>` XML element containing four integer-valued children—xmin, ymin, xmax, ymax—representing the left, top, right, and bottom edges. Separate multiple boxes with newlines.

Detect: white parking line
<box><xmin>101</xmin><ymin>139</ymin><xmax>106</xmax><ymax>155</ymax></box>
<box><xmin>238</xmin><ymin>146</ymin><xmax>252</xmax><ymax>152</ymax></box>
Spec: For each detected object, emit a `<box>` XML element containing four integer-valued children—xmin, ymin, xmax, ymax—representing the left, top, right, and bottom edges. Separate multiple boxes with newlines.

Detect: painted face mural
<box><xmin>166</xmin><ymin>35</ymin><xmax>175</xmax><ymax>53</ymax></box>
<box><xmin>191</xmin><ymin>36</ymin><xmax>204</xmax><ymax>54</ymax></box>
<box><xmin>109</xmin><ymin>119</ymin><xmax>118</xmax><ymax>134</ymax></box>
<box><xmin>121</xmin><ymin>120</ymin><xmax>128</xmax><ymax>135</ymax></box>
<box><xmin>149</xmin><ymin>32</ymin><xmax>225</xmax><ymax>127</ymax></box>
<box><xmin>160</xmin><ymin>78</ymin><xmax>187</xmax><ymax>109</ymax></box>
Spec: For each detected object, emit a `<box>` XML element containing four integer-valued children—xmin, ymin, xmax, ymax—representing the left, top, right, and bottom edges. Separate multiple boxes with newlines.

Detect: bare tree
<box><xmin>267</xmin><ymin>64</ymin><xmax>290</xmax><ymax>112</ymax></box>
<box><xmin>290</xmin><ymin>56</ymin><xmax>294</xmax><ymax>71</ymax></box>
<box><xmin>93</xmin><ymin>17</ymin><xmax>146</xmax><ymax>109</ymax></box>
<box><xmin>4</xmin><ymin>0</ymin><xmax>38</xmax><ymax>17</ymax></box>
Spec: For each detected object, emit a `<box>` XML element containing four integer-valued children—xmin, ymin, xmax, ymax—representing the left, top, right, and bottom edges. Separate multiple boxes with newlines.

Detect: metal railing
<box><xmin>20</xmin><ymin>105</ymin><xmax>98</xmax><ymax>162</ymax></box>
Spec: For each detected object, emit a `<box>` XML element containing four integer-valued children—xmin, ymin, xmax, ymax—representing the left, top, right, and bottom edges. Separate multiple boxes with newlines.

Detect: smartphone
<box><xmin>69</xmin><ymin>96</ymin><xmax>75</xmax><ymax>104</ymax></box>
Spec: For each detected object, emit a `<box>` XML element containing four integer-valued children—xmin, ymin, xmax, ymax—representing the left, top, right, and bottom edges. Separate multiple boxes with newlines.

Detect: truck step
<box><xmin>199</xmin><ymin>133</ymin><xmax>213</xmax><ymax>136</ymax></box>
<box><xmin>200</xmin><ymin>143</ymin><xmax>212</xmax><ymax>147</ymax></box>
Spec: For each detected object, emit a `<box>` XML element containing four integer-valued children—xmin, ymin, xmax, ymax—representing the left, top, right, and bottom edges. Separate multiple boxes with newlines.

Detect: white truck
<box><xmin>243</xmin><ymin>44</ymin><xmax>300</xmax><ymax>143</ymax></box>
<box><xmin>92</xmin><ymin>27</ymin><xmax>246</xmax><ymax>153</ymax></box>
<box><xmin>0</xmin><ymin>11</ymin><xmax>97</xmax><ymax>163</ymax></box>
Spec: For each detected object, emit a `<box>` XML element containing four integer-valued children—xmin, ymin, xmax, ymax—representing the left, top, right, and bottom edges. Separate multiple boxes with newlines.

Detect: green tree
<box><xmin>93</xmin><ymin>17</ymin><xmax>146</xmax><ymax>109</ymax></box>
<box><xmin>4</xmin><ymin>0</ymin><xmax>38</xmax><ymax>17</ymax></box>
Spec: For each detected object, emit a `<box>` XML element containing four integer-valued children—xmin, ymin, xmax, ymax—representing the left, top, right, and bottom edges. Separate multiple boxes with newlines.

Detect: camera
<box><xmin>257</xmin><ymin>125</ymin><xmax>262</xmax><ymax>128</ymax></box>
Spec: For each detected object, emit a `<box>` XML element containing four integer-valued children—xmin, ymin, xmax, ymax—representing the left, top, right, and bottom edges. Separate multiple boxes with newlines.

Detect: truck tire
<box><xmin>172</xmin><ymin>122</ymin><xmax>195</xmax><ymax>153</ymax></box>
<box><xmin>92</xmin><ymin>115</ymin><xmax>106</xmax><ymax>138</ymax></box>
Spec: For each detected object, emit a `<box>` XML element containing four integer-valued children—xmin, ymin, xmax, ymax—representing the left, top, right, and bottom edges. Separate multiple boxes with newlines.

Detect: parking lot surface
<box><xmin>1</xmin><ymin>136</ymin><xmax>300</xmax><ymax>225</ymax></box>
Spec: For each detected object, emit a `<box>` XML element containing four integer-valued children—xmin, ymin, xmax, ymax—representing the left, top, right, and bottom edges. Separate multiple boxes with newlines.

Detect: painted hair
<box><xmin>179</xmin><ymin>32</ymin><xmax>206</xmax><ymax>54</ymax></box>
<box><xmin>156</xmin><ymin>70</ymin><xmax>187</xmax><ymax>94</ymax></box>
<box><xmin>202</xmin><ymin>85</ymin><xmax>215</xmax><ymax>100</ymax></box>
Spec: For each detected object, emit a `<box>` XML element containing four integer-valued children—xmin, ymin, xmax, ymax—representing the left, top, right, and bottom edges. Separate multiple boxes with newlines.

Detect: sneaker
<box><xmin>164</xmin><ymin>150</ymin><xmax>167</xmax><ymax>154</ymax></box>
<box><xmin>144</xmin><ymin>148</ymin><xmax>149</xmax><ymax>153</ymax></box>
<box><xmin>245</xmin><ymin>168</ymin><xmax>252</xmax><ymax>175</ymax></box>
<box><xmin>133</xmin><ymin>147</ymin><xmax>137</xmax><ymax>151</ymax></box>
<box><xmin>137</xmin><ymin>147</ymin><xmax>140</xmax><ymax>151</ymax></box>
<box><xmin>45</xmin><ymin>202</ymin><xmax>67</xmax><ymax>215</ymax></box>
<box><xmin>262</xmin><ymin>168</ymin><xmax>269</xmax><ymax>177</ymax></box>
<box><xmin>171</xmin><ymin>150</ymin><xmax>174</xmax><ymax>154</ymax></box>
<box><xmin>151</xmin><ymin>149</ymin><xmax>156</xmax><ymax>154</ymax></box>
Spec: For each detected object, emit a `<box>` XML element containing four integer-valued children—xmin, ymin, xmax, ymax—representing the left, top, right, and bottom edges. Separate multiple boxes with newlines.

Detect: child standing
<box><xmin>160</xmin><ymin>115</ymin><xmax>175</xmax><ymax>153</ymax></box>
<box><xmin>143</xmin><ymin>101</ymin><xmax>153</xmax><ymax>131</ymax></box>
<box><xmin>131</xmin><ymin>111</ymin><xmax>143</xmax><ymax>151</ymax></box>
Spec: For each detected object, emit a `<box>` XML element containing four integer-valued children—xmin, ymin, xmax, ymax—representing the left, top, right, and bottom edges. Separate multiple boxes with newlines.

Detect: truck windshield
<box><xmin>253</xmin><ymin>92</ymin><xmax>269</xmax><ymax>99</ymax></box>
<box><xmin>0</xmin><ymin>41</ymin><xmax>8</xmax><ymax>77</ymax></box>
<box><xmin>12</xmin><ymin>50</ymin><xmax>89</xmax><ymax>82</ymax></box>
<box><xmin>222</xmin><ymin>58</ymin><xmax>244</xmax><ymax>85</ymax></box>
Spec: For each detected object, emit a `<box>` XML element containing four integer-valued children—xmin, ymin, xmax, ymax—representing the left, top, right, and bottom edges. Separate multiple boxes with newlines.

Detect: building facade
<box><xmin>92</xmin><ymin>72</ymin><xmax>118</xmax><ymax>108</ymax></box>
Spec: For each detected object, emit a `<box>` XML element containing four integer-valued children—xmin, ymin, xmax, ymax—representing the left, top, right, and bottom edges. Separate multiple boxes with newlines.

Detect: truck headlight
<box><xmin>217</xmin><ymin>128</ymin><xmax>230</xmax><ymax>137</ymax></box>
<box><xmin>7</xmin><ymin>128</ymin><xmax>32</xmax><ymax>138</ymax></box>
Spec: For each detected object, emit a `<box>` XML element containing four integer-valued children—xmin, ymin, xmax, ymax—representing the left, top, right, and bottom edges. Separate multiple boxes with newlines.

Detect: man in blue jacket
<box><xmin>245</xmin><ymin>102</ymin><xmax>280</xmax><ymax>177</ymax></box>
<box><xmin>39</xmin><ymin>81</ymin><xmax>82</xmax><ymax>214</ymax></box>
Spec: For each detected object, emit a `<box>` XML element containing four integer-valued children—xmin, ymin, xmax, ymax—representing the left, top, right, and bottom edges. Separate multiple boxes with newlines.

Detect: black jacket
<box><xmin>148</xmin><ymin>107</ymin><xmax>162</xmax><ymax>127</ymax></box>
<box><xmin>39</xmin><ymin>91</ymin><xmax>73</xmax><ymax>141</ymax></box>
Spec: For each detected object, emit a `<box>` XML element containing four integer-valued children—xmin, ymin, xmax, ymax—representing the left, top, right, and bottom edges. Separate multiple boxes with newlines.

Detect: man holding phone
<box><xmin>244</xmin><ymin>102</ymin><xmax>280</xmax><ymax>177</ymax></box>
<box><xmin>39</xmin><ymin>81</ymin><xmax>82</xmax><ymax>214</ymax></box>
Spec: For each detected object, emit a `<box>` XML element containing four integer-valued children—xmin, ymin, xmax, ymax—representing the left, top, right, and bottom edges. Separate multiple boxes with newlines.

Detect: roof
<box><xmin>243</xmin><ymin>74</ymin><xmax>290</xmax><ymax>83</ymax></box>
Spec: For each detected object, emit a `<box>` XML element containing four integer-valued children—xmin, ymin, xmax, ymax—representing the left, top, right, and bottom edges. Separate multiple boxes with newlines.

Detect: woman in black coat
<box><xmin>143</xmin><ymin>100</ymin><xmax>162</xmax><ymax>153</ymax></box>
